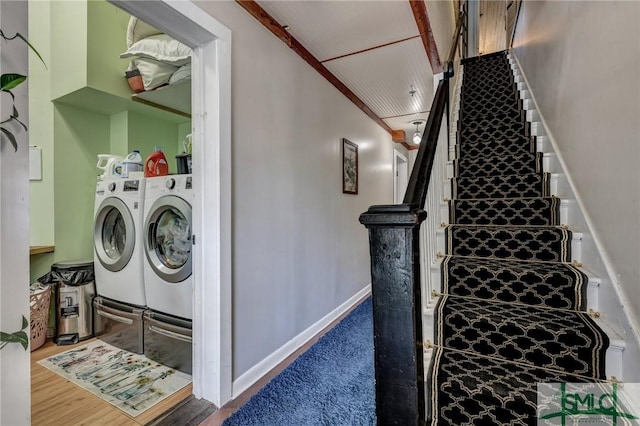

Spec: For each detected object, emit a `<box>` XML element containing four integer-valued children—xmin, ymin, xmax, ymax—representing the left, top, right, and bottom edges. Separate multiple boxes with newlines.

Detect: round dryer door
<box><xmin>94</xmin><ymin>197</ymin><xmax>136</xmax><ymax>272</ymax></box>
<box><xmin>144</xmin><ymin>195</ymin><xmax>192</xmax><ymax>283</ymax></box>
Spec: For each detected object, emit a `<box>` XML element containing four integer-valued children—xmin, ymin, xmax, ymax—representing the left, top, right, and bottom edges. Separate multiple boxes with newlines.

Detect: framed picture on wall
<box><xmin>342</xmin><ymin>138</ymin><xmax>358</xmax><ymax>194</ymax></box>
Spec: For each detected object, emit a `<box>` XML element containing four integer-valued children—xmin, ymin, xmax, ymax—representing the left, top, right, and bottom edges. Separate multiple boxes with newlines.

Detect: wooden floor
<box><xmin>31</xmin><ymin>295</ymin><xmax>368</xmax><ymax>425</ymax></box>
<box><xmin>31</xmin><ymin>338</ymin><xmax>192</xmax><ymax>426</ymax></box>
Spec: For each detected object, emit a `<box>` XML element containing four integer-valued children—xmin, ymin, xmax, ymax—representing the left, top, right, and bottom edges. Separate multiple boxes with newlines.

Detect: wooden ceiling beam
<box><xmin>410</xmin><ymin>0</ymin><xmax>443</xmax><ymax>74</ymax></box>
<box><xmin>235</xmin><ymin>0</ymin><xmax>399</xmax><ymax>137</ymax></box>
<box><xmin>391</xmin><ymin>130</ymin><xmax>417</xmax><ymax>150</ymax></box>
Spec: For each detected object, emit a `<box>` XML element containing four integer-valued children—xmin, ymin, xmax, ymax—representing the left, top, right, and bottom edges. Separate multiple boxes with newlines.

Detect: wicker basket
<box><xmin>30</xmin><ymin>285</ymin><xmax>51</xmax><ymax>352</ymax></box>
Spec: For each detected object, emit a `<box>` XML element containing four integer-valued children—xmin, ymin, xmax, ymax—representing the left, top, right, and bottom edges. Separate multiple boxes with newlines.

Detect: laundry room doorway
<box><xmin>109</xmin><ymin>0</ymin><xmax>233</xmax><ymax>408</ymax></box>
<box><xmin>27</xmin><ymin>1</ymin><xmax>232</xmax><ymax>420</ymax></box>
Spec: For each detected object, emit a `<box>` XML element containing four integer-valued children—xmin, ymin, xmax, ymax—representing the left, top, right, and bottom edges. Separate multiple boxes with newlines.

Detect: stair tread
<box><xmin>454</xmin><ymin>152</ymin><xmax>542</xmax><ymax>178</ymax></box>
<box><xmin>449</xmin><ymin>197</ymin><xmax>559</xmax><ymax>226</ymax></box>
<box><xmin>434</xmin><ymin>295</ymin><xmax>608</xmax><ymax>378</ymax></box>
<box><xmin>452</xmin><ymin>173</ymin><xmax>550</xmax><ymax>199</ymax></box>
<box><xmin>445</xmin><ymin>225</ymin><xmax>572</xmax><ymax>262</ymax></box>
<box><xmin>426</xmin><ymin>347</ymin><xmax>604</xmax><ymax>425</ymax></box>
<box><xmin>442</xmin><ymin>255</ymin><xmax>587</xmax><ymax>310</ymax></box>
<box><xmin>459</xmin><ymin>121</ymin><xmax>529</xmax><ymax>143</ymax></box>
<box><xmin>455</xmin><ymin>137</ymin><xmax>536</xmax><ymax>160</ymax></box>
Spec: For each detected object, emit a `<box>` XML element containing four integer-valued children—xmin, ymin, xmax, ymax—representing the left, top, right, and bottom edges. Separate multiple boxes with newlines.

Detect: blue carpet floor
<box><xmin>223</xmin><ymin>298</ymin><xmax>375</xmax><ymax>426</ymax></box>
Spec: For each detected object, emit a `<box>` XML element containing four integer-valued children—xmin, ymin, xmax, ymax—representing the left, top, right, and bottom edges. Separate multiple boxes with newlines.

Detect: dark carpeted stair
<box><xmin>445</xmin><ymin>225</ymin><xmax>572</xmax><ymax>262</ymax></box>
<box><xmin>454</xmin><ymin>152</ymin><xmax>543</xmax><ymax>178</ymax></box>
<box><xmin>449</xmin><ymin>197</ymin><xmax>559</xmax><ymax>226</ymax></box>
<box><xmin>452</xmin><ymin>173</ymin><xmax>550</xmax><ymax>199</ymax></box>
<box><xmin>427</xmin><ymin>51</ymin><xmax>609</xmax><ymax>425</ymax></box>
<box><xmin>454</xmin><ymin>135</ymin><xmax>536</xmax><ymax>159</ymax></box>
<box><xmin>427</xmin><ymin>347</ymin><xmax>601</xmax><ymax>425</ymax></box>
<box><xmin>441</xmin><ymin>256</ymin><xmax>588</xmax><ymax>310</ymax></box>
<box><xmin>434</xmin><ymin>295</ymin><xmax>608</xmax><ymax>378</ymax></box>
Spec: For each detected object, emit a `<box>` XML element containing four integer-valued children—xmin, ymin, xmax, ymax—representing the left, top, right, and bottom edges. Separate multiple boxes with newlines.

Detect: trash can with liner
<box><xmin>38</xmin><ymin>260</ymin><xmax>96</xmax><ymax>345</ymax></box>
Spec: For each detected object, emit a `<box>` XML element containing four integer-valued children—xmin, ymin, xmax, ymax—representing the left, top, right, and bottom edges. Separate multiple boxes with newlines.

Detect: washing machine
<box><xmin>93</xmin><ymin>177</ymin><xmax>147</xmax><ymax>307</ymax></box>
<box><xmin>142</xmin><ymin>174</ymin><xmax>194</xmax><ymax>320</ymax></box>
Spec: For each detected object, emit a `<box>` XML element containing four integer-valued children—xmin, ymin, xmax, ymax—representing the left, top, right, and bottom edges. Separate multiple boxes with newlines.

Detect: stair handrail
<box><xmin>405</xmin><ymin>9</ymin><xmax>464</xmax><ymax>207</ymax></box>
<box><xmin>403</xmin><ymin>78</ymin><xmax>448</xmax><ymax>207</ymax></box>
<box><xmin>358</xmin><ymin>9</ymin><xmax>465</xmax><ymax>426</ymax></box>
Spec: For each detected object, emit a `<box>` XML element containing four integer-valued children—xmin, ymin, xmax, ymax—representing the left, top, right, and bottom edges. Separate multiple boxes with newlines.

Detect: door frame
<box><xmin>109</xmin><ymin>0</ymin><xmax>232</xmax><ymax>406</ymax></box>
<box><xmin>393</xmin><ymin>149</ymin><xmax>409</xmax><ymax>204</ymax></box>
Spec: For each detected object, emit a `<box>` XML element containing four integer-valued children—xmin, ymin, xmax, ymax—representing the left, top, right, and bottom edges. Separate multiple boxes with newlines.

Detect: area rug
<box><xmin>223</xmin><ymin>298</ymin><xmax>375</xmax><ymax>426</ymax></box>
<box><xmin>38</xmin><ymin>340</ymin><xmax>192</xmax><ymax>417</ymax></box>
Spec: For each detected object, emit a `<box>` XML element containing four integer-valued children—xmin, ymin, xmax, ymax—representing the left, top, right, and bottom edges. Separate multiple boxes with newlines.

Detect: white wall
<box><xmin>193</xmin><ymin>1</ymin><xmax>394</xmax><ymax>380</ymax></box>
<box><xmin>513</xmin><ymin>1</ymin><xmax>640</xmax><ymax>375</ymax></box>
<box><xmin>0</xmin><ymin>1</ymin><xmax>31</xmax><ymax>424</ymax></box>
<box><xmin>426</xmin><ymin>0</ymin><xmax>456</xmax><ymax>63</ymax></box>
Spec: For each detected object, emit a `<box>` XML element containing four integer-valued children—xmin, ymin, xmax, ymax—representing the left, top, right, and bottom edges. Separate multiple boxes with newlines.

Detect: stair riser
<box><xmin>453</xmin><ymin>139</ymin><xmax>535</xmax><ymax>161</ymax></box>
<box><xmin>445</xmin><ymin>175</ymin><xmax>560</xmax><ymax>199</ymax></box>
<box><xmin>450</xmin><ymin>197</ymin><xmax>560</xmax><ymax>226</ymax></box>
<box><xmin>442</xmin><ymin>197</ymin><xmax>569</xmax><ymax>227</ymax></box>
<box><xmin>445</xmin><ymin>226</ymin><xmax>572</xmax><ymax>262</ymax></box>
<box><xmin>458</xmin><ymin>122</ymin><xmax>530</xmax><ymax>144</ymax></box>
<box><xmin>451</xmin><ymin>173</ymin><xmax>551</xmax><ymax>199</ymax></box>
<box><xmin>454</xmin><ymin>153</ymin><xmax>542</xmax><ymax>178</ymax></box>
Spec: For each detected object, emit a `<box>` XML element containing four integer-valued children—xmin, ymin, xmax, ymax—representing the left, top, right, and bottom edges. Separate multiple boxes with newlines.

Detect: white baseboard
<box><xmin>231</xmin><ymin>285</ymin><xmax>372</xmax><ymax>398</ymax></box>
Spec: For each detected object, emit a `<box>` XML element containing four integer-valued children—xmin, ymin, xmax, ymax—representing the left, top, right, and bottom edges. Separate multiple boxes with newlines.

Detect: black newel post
<box><xmin>359</xmin><ymin>204</ymin><xmax>427</xmax><ymax>426</ymax></box>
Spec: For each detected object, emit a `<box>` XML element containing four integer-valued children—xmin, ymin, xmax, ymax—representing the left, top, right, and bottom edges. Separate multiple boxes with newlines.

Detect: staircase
<box><xmin>425</xmin><ymin>51</ymin><xmax>610</xmax><ymax>424</ymax></box>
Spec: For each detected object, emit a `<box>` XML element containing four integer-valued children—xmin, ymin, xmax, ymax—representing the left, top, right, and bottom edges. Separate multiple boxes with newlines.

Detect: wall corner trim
<box><xmin>231</xmin><ymin>285</ymin><xmax>372</xmax><ymax>398</ymax></box>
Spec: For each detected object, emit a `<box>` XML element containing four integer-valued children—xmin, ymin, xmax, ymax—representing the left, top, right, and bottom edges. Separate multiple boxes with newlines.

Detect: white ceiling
<box><xmin>254</xmin><ymin>1</ymin><xmax>508</xmax><ymax>145</ymax></box>
<box><xmin>257</xmin><ymin>0</ymin><xmax>437</xmax><ymax>144</ymax></box>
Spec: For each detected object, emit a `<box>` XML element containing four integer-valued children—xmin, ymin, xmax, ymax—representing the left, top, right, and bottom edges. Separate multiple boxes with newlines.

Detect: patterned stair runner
<box><xmin>427</xmin><ymin>51</ymin><xmax>609</xmax><ymax>425</ymax></box>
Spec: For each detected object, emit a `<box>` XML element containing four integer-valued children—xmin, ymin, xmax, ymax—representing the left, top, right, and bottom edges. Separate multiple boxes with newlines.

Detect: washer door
<box><xmin>94</xmin><ymin>197</ymin><xmax>135</xmax><ymax>272</ymax></box>
<box><xmin>144</xmin><ymin>195</ymin><xmax>192</xmax><ymax>283</ymax></box>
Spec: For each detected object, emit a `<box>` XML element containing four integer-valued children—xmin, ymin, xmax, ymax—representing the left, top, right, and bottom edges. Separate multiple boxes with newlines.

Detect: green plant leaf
<box><xmin>0</xmin><ymin>126</ymin><xmax>18</xmax><ymax>151</ymax></box>
<box><xmin>13</xmin><ymin>115</ymin><xmax>27</xmax><ymax>131</ymax></box>
<box><xmin>0</xmin><ymin>30</ymin><xmax>47</xmax><ymax>69</ymax></box>
<box><xmin>0</xmin><ymin>330</ymin><xmax>27</xmax><ymax>347</ymax></box>
<box><xmin>0</xmin><ymin>316</ymin><xmax>30</xmax><ymax>350</ymax></box>
<box><xmin>15</xmin><ymin>32</ymin><xmax>47</xmax><ymax>69</ymax></box>
<box><xmin>1</xmin><ymin>74</ymin><xmax>26</xmax><ymax>91</ymax></box>
<box><xmin>2</xmin><ymin>88</ymin><xmax>16</xmax><ymax>101</ymax></box>
<box><xmin>14</xmin><ymin>331</ymin><xmax>29</xmax><ymax>350</ymax></box>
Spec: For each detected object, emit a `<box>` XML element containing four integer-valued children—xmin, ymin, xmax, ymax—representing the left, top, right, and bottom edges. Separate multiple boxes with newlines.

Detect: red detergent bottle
<box><xmin>144</xmin><ymin>146</ymin><xmax>169</xmax><ymax>177</ymax></box>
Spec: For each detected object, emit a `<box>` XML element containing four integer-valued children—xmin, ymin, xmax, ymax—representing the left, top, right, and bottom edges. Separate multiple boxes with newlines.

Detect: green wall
<box><xmin>128</xmin><ymin>112</ymin><xmax>181</xmax><ymax>174</ymax></box>
<box><xmin>29</xmin><ymin>0</ymin><xmax>54</xmax><ymax>248</ymax></box>
<box><xmin>29</xmin><ymin>0</ymin><xmax>191</xmax><ymax>282</ymax></box>
<box><xmin>87</xmin><ymin>0</ymin><xmax>132</xmax><ymax>99</ymax></box>
<box><xmin>50</xmin><ymin>0</ymin><xmax>88</xmax><ymax>100</ymax></box>
<box><xmin>30</xmin><ymin>104</ymin><xmax>111</xmax><ymax>281</ymax></box>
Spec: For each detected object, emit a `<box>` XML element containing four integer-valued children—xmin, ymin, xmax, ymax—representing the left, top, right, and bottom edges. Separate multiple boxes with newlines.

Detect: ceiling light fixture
<box><xmin>412</xmin><ymin>121</ymin><xmax>423</xmax><ymax>145</ymax></box>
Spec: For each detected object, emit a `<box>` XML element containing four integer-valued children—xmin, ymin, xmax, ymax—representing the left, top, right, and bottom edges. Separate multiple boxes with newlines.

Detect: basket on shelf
<box><xmin>30</xmin><ymin>283</ymin><xmax>52</xmax><ymax>351</ymax></box>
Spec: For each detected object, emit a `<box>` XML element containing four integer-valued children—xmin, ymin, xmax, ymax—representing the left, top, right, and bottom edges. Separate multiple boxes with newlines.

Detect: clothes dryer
<box><xmin>142</xmin><ymin>175</ymin><xmax>194</xmax><ymax>320</ymax></box>
<box><xmin>93</xmin><ymin>178</ymin><xmax>146</xmax><ymax>307</ymax></box>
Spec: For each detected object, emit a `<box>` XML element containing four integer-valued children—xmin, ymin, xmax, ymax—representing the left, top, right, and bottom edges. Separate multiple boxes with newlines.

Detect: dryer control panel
<box><xmin>146</xmin><ymin>175</ymin><xmax>192</xmax><ymax>196</ymax></box>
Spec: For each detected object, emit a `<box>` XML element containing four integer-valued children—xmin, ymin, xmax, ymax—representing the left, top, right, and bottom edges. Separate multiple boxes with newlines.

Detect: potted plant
<box><xmin>0</xmin><ymin>29</ymin><xmax>45</xmax><ymax>151</ymax></box>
